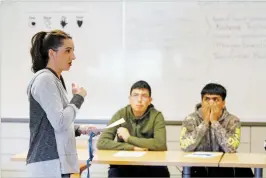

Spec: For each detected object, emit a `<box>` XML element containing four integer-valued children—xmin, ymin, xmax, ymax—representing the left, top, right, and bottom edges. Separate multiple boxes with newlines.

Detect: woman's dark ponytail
<box><xmin>30</xmin><ymin>31</ymin><xmax>48</xmax><ymax>73</ymax></box>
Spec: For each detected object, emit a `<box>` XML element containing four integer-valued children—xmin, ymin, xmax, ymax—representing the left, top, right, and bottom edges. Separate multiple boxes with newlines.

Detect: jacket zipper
<box><xmin>209</xmin><ymin>123</ymin><xmax>212</xmax><ymax>151</ymax></box>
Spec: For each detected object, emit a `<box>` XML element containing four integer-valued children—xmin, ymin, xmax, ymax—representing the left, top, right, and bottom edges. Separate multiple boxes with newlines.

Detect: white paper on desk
<box><xmin>185</xmin><ymin>152</ymin><xmax>218</xmax><ymax>158</ymax></box>
<box><xmin>91</xmin><ymin>118</ymin><xmax>126</xmax><ymax>133</ymax></box>
<box><xmin>113</xmin><ymin>151</ymin><xmax>147</xmax><ymax>157</ymax></box>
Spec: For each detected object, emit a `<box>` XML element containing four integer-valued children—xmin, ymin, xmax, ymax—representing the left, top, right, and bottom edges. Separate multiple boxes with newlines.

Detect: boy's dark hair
<box><xmin>201</xmin><ymin>83</ymin><xmax>227</xmax><ymax>100</ymax></box>
<box><xmin>130</xmin><ymin>80</ymin><xmax>151</xmax><ymax>97</ymax></box>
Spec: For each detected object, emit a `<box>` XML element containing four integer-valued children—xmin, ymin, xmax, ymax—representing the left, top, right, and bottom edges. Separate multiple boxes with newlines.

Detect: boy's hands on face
<box><xmin>202</xmin><ymin>94</ymin><xmax>224</xmax><ymax>124</ymax></box>
<box><xmin>202</xmin><ymin>106</ymin><xmax>211</xmax><ymax>124</ymax></box>
<box><xmin>210</xmin><ymin>104</ymin><xmax>223</xmax><ymax>123</ymax></box>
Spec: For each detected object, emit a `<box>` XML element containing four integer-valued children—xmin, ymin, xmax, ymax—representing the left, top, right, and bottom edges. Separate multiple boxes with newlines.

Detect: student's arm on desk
<box><xmin>97</xmin><ymin>113</ymin><xmax>135</xmax><ymax>150</ymax></box>
<box><xmin>127</xmin><ymin>113</ymin><xmax>167</xmax><ymax>151</ymax></box>
<box><xmin>179</xmin><ymin>115</ymin><xmax>209</xmax><ymax>152</ymax></box>
<box><xmin>211</xmin><ymin>116</ymin><xmax>241</xmax><ymax>153</ymax></box>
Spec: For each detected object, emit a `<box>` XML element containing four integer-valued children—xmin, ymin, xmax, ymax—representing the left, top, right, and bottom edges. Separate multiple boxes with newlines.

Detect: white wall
<box><xmin>1</xmin><ymin>122</ymin><xmax>265</xmax><ymax>178</ymax></box>
<box><xmin>1</xmin><ymin>0</ymin><xmax>266</xmax><ymax>122</ymax></box>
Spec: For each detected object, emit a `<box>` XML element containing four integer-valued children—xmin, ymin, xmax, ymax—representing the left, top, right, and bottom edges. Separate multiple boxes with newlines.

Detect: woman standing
<box><xmin>26</xmin><ymin>30</ymin><xmax>92</xmax><ymax>178</ymax></box>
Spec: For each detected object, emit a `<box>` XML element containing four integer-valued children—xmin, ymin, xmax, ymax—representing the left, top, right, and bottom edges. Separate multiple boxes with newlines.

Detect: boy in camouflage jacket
<box><xmin>180</xmin><ymin>83</ymin><xmax>249</xmax><ymax>177</ymax></box>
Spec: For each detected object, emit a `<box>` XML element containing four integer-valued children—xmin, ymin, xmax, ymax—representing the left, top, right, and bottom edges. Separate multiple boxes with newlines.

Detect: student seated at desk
<box><xmin>97</xmin><ymin>80</ymin><xmax>170</xmax><ymax>178</ymax></box>
<box><xmin>180</xmin><ymin>83</ymin><xmax>253</xmax><ymax>177</ymax></box>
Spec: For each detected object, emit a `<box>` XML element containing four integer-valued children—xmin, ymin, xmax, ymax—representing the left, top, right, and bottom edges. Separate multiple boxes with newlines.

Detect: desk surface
<box><xmin>92</xmin><ymin>150</ymin><xmax>223</xmax><ymax>167</ymax></box>
<box><xmin>11</xmin><ymin>150</ymin><xmax>223</xmax><ymax>167</ymax></box>
<box><xmin>219</xmin><ymin>153</ymin><xmax>266</xmax><ymax>168</ymax></box>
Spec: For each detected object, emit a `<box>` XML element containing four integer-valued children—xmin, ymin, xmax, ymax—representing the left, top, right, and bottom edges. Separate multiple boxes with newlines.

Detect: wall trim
<box><xmin>1</xmin><ymin>118</ymin><xmax>109</xmax><ymax>124</ymax></box>
<box><xmin>1</xmin><ymin>118</ymin><xmax>266</xmax><ymax>126</ymax></box>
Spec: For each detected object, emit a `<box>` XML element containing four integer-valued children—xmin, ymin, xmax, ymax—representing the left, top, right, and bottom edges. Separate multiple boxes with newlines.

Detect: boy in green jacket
<box><xmin>97</xmin><ymin>80</ymin><xmax>170</xmax><ymax>177</ymax></box>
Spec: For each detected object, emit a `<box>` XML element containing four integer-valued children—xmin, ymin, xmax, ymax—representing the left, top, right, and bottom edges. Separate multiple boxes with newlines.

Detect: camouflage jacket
<box><xmin>180</xmin><ymin>104</ymin><xmax>241</xmax><ymax>153</ymax></box>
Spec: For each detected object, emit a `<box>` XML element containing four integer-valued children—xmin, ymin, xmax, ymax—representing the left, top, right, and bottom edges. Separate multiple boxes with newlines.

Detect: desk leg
<box><xmin>254</xmin><ymin>168</ymin><xmax>263</xmax><ymax>178</ymax></box>
<box><xmin>182</xmin><ymin>167</ymin><xmax>191</xmax><ymax>178</ymax></box>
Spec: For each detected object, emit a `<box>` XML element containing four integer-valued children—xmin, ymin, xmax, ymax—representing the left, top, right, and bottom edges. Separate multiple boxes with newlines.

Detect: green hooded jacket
<box><xmin>97</xmin><ymin>104</ymin><xmax>167</xmax><ymax>151</ymax></box>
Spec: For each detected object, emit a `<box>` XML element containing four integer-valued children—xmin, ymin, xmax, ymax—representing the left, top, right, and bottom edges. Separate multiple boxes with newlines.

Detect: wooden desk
<box><xmin>11</xmin><ymin>150</ymin><xmax>223</xmax><ymax>166</ymax></box>
<box><xmin>92</xmin><ymin>150</ymin><xmax>223</xmax><ymax>167</ymax></box>
<box><xmin>92</xmin><ymin>150</ymin><xmax>223</xmax><ymax>178</ymax></box>
<box><xmin>10</xmin><ymin>138</ymin><xmax>89</xmax><ymax>161</ymax></box>
<box><xmin>11</xmin><ymin>149</ymin><xmax>88</xmax><ymax>162</ymax></box>
<box><xmin>220</xmin><ymin>153</ymin><xmax>266</xmax><ymax>178</ymax></box>
<box><xmin>11</xmin><ymin>150</ymin><xmax>87</xmax><ymax>178</ymax></box>
<box><xmin>11</xmin><ymin>150</ymin><xmax>223</xmax><ymax>178</ymax></box>
<box><xmin>11</xmin><ymin>151</ymin><xmax>28</xmax><ymax>161</ymax></box>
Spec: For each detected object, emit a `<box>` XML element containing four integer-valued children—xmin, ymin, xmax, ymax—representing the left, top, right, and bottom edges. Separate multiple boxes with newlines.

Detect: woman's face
<box><xmin>51</xmin><ymin>38</ymin><xmax>76</xmax><ymax>71</ymax></box>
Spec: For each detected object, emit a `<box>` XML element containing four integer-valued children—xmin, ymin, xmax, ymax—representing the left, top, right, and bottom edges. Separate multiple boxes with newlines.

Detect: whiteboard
<box><xmin>1</xmin><ymin>0</ymin><xmax>266</xmax><ymax>122</ymax></box>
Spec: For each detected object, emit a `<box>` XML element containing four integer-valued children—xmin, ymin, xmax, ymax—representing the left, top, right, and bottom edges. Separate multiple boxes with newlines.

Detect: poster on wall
<box><xmin>76</xmin><ymin>16</ymin><xmax>83</xmax><ymax>28</ymax></box>
<box><xmin>43</xmin><ymin>16</ymin><xmax>52</xmax><ymax>29</ymax></box>
<box><xmin>28</xmin><ymin>16</ymin><xmax>36</xmax><ymax>28</ymax></box>
<box><xmin>26</xmin><ymin>15</ymin><xmax>84</xmax><ymax>29</ymax></box>
<box><xmin>60</xmin><ymin>16</ymin><xmax>67</xmax><ymax>28</ymax></box>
